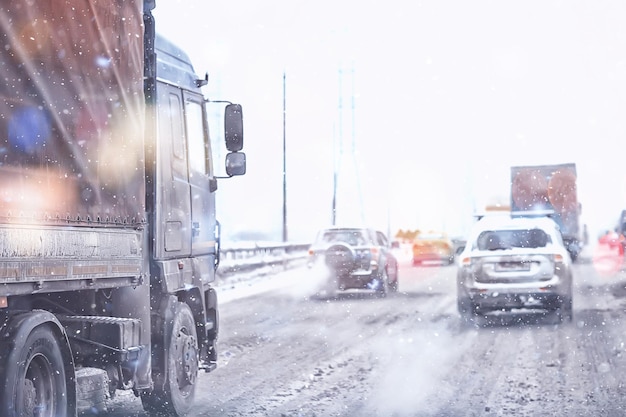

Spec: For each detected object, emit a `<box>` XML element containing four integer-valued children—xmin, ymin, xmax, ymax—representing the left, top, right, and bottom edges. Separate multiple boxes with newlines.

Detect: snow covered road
<box><xmin>97</xmin><ymin>252</ymin><xmax>626</xmax><ymax>416</ymax></box>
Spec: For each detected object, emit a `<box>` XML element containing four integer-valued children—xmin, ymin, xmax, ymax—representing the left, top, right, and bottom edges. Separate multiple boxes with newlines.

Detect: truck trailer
<box><xmin>0</xmin><ymin>1</ymin><xmax>245</xmax><ymax>416</ymax></box>
<box><xmin>510</xmin><ymin>163</ymin><xmax>582</xmax><ymax>261</ymax></box>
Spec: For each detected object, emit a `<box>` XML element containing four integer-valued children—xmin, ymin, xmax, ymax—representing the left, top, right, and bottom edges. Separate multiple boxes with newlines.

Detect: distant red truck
<box><xmin>511</xmin><ymin>163</ymin><xmax>583</xmax><ymax>261</ymax></box>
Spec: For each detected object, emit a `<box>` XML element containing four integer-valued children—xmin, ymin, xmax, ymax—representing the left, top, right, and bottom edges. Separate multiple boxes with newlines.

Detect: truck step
<box><xmin>202</xmin><ymin>361</ymin><xmax>217</xmax><ymax>373</ymax></box>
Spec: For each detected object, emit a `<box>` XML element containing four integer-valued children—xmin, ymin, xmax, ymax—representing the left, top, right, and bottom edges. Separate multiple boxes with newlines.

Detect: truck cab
<box><xmin>141</xmin><ymin>32</ymin><xmax>246</xmax><ymax>416</ymax></box>
<box><xmin>0</xmin><ymin>3</ymin><xmax>245</xmax><ymax>416</ymax></box>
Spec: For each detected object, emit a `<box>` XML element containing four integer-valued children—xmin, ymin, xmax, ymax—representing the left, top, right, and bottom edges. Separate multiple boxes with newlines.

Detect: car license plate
<box><xmin>495</xmin><ymin>261</ymin><xmax>530</xmax><ymax>272</ymax></box>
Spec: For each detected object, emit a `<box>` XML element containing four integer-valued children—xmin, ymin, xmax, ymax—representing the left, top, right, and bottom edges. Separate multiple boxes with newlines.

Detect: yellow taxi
<box><xmin>412</xmin><ymin>232</ymin><xmax>455</xmax><ymax>266</ymax></box>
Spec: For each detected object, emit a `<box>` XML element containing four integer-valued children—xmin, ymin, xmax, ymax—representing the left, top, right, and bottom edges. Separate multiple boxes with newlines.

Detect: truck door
<box><xmin>156</xmin><ymin>83</ymin><xmax>192</xmax><ymax>258</ymax></box>
<box><xmin>183</xmin><ymin>92</ymin><xmax>217</xmax><ymax>258</ymax></box>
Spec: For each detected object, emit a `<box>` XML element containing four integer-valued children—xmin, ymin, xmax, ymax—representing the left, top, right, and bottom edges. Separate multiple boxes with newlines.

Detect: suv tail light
<box><xmin>460</xmin><ymin>256</ymin><xmax>472</xmax><ymax>267</ymax></box>
<box><xmin>552</xmin><ymin>253</ymin><xmax>566</xmax><ymax>271</ymax></box>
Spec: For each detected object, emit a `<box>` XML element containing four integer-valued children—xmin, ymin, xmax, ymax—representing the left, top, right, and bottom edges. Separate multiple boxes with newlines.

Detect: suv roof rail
<box><xmin>510</xmin><ymin>209</ymin><xmax>556</xmax><ymax>218</ymax></box>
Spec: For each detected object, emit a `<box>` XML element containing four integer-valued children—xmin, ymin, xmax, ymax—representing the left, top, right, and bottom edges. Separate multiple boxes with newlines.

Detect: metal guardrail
<box><xmin>217</xmin><ymin>242</ymin><xmax>311</xmax><ymax>276</ymax></box>
<box><xmin>216</xmin><ymin>239</ymin><xmax>467</xmax><ymax>278</ymax></box>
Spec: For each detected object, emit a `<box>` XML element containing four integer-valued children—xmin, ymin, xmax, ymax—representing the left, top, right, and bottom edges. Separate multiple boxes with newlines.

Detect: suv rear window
<box><xmin>477</xmin><ymin>228</ymin><xmax>550</xmax><ymax>251</ymax></box>
<box><xmin>318</xmin><ymin>230</ymin><xmax>369</xmax><ymax>246</ymax></box>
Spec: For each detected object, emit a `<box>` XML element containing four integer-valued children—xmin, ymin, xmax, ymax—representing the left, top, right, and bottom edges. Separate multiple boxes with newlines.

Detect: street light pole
<box><xmin>282</xmin><ymin>71</ymin><xmax>288</xmax><ymax>242</ymax></box>
<box><xmin>333</xmin><ymin>67</ymin><xmax>343</xmax><ymax>226</ymax></box>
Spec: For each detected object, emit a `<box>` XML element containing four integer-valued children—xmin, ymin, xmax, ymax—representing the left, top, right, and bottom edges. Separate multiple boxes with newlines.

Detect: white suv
<box><xmin>456</xmin><ymin>215</ymin><xmax>573</xmax><ymax>322</ymax></box>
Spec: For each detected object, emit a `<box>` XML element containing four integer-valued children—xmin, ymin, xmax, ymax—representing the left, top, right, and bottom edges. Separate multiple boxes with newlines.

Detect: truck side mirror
<box><xmin>225</xmin><ymin>152</ymin><xmax>246</xmax><ymax>176</ymax></box>
<box><xmin>224</xmin><ymin>103</ymin><xmax>243</xmax><ymax>152</ymax></box>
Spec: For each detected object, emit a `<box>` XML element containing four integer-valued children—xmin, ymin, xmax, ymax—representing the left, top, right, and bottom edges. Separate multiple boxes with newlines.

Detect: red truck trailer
<box><xmin>510</xmin><ymin>163</ymin><xmax>582</xmax><ymax>260</ymax></box>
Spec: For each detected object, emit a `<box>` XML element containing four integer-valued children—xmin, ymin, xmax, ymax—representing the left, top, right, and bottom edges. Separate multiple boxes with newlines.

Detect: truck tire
<box><xmin>0</xmin><ymin>323</ymin><xmax>69</xmax><ymax>417</ymax></box>
<box><xmin>142</xmin><ymin>301</ymin><xmax>199</xmax><ymax>417</ymax></box>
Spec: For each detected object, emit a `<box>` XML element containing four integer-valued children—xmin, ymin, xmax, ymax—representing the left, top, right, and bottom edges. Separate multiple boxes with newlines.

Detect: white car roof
<box><xmin>469</xmin><ymin>215</ymin><xmax>561</xmax><ymax>237</ymax></box>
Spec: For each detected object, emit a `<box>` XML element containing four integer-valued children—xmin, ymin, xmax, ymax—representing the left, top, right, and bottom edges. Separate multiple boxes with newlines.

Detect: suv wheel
<box><xmin>556</xmin><ymin>296</ymin><xmax>573</xmax><ymax>323</ymax></box>
<box><xmin>457</xmin><ymin>297</ymin><xmax>472</xmax><ymax>315</ymax></box>
<box><xmin>376</xmin><ymin>269</ymin><xmax>389</xmax><ymax>297</ymax></box>
<box><xmin>457</xmin><ymin>297</ymin><xmax>481</xmax><ymax>323</ymax></box>
<box><xmin>389</xmin><ymin>272</ymin><xmax>399</xmax><ymax>292</ymax></box>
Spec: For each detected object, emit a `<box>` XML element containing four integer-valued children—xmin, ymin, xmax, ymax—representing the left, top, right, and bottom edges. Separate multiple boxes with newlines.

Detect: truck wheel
<box><xmin>0</xmin><ymin>324</ymin><xmax>69</xmax><ymax>417</ymax></box>
<box><xmin>143</xmin><ymin>301</ymin><xmax>199</xmax><ymax>417</ymax></box>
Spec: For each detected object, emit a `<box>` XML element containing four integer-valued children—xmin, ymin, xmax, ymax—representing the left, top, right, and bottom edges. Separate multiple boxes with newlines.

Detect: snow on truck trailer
<box><xmin>510</xmin><ymin>163</ymin><xmax>581</xmax><ymax>261</ymax></box>
<box><xmin>0</xmin><ymin>1</ymin><xmax>245</xmax><ymax>416</ymax></box>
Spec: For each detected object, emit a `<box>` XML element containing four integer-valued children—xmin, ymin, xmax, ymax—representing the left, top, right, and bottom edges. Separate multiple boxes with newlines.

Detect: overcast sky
<box><xmin>154</xmin><ymin>0</ymin><xmax>626</xmax><ymax>242</ymax></box>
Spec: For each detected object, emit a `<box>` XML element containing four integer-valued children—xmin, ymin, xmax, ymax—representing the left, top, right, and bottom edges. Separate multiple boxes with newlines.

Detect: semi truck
<box><xmin>0</xmin><ymin>1</ymin><xmax>245</xmax><ymax>416</ymax></box>
<box><xmin>510</xmin><ymin>163</ymin><xmax>582</xmax><ymax>261</ymax></box>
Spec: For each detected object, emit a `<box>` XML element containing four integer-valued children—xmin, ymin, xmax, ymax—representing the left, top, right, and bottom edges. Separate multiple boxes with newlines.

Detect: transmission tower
<box><xmin>332</xmin><ymin>63</ymin><xmax>365</xmax><ymax>226</ymax></box>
